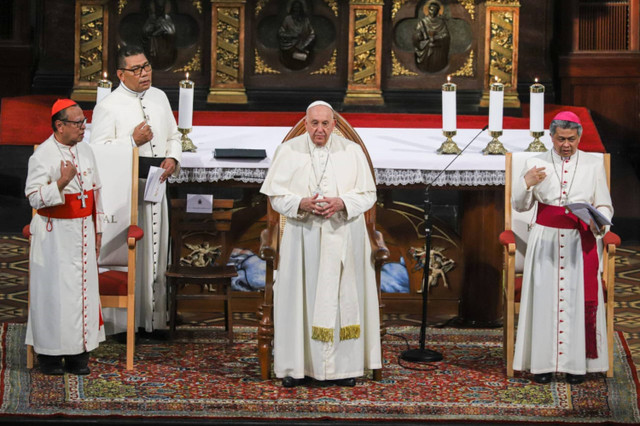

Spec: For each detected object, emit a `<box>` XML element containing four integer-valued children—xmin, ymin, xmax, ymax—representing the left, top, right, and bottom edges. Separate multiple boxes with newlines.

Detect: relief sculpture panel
<box><xmin>116</xmin><ymin>0</ymin><xmax>203</xmax><ymax>85</ymax></box>
<box><xmin>390</xmin><ymin>0</ymin><xmax>478</xmax><ymax>89</ymax></box>
<box><xmin>250</xmin><ymin>0</ymin><xmax>341</xmax><ymax>87</ymax></box>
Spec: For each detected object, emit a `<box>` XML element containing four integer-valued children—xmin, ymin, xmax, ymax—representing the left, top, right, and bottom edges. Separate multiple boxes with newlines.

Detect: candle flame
<box><xmin>494</xmin><ymin>75</ymin><xmax>498</xmax><ymax>82</ymax></box>
<box><xmin>447</xmin><ymin>75</ymin><xmax>451</xmax><ymax>83</ymax></box>
<box><xmin>535</xmin><ymin>77</ymin><xmax>539</xmax><ymax>83</ymax></box>
<box><xmin>186</xmin><ymin>72</ymin><xmax>189</xmax><ymax>80</ymax></box>
<box><xmin>103</xmin><ymin>71</ymin><xmax>107</xmax><ymax>79</ymax></box>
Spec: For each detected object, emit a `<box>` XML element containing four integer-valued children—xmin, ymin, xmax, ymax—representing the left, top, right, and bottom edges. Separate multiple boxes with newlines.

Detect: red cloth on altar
<box><xmin>0</xmin><ymin>95</ymin><xmax>605</xmax><ymax>152</ymax></box>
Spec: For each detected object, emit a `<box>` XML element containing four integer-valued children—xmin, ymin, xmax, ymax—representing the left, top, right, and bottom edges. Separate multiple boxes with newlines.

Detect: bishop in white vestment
<box><xmin>512</xmin><ymin>111</ymin><xmax>613</xmax><ymax>384</ymax></box>
<box><xmin>26</xmin><ymin>99</ymin><xmax>106</xmax><ymax>375</ymax></box>
<box><xmin>260</xmin><ymin>101</ymin><xmax>382</xmax><ymax>387</ymax></box>
<box><xmin>90</xmin><ymin>46</ymin><xmax>181</xmax><ymax>332</ymax></box>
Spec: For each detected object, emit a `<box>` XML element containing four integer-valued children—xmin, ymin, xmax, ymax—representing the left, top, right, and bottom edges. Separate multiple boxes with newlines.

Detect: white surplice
<box><xmin>512</xmin><ymin>149</ymin><xmax>613</xmax><ymax>375</ymax></box>
<box><xmin>90</xmin><ymin>84</ymin><xmax>182</xmax><ymax>332</ymax></box>
<box><xmin>25</xmin><ymin>136</ymin><xmax>106</xmax><ymax>355</ymax></box>
<box><xmin>260</xmin><ymin>134</ymin><xmax>382</xmax><ymax>381</ymax></box>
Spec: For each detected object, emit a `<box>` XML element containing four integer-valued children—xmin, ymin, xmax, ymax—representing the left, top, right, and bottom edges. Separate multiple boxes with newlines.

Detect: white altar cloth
<box><xmin>85</xmin><ymin>126</ymin><xmax>551</xmax><ymax>187</ymax></box>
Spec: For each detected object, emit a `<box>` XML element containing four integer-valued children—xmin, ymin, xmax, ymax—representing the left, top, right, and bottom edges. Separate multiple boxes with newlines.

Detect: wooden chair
<box><xmin>500</xmin><ymin>152</ymin><xmax>620</xmax><ymax>378</ymax></box>
<box><xmin>25</xmin><ymin>144</ymin><xmax>142</xmax><ymax>371</ymax></box>
<box><xmin>258</xmin><ymin>112</ymin><xmax>390</xmax><ymax>380</ymax></box>
<box><xmin>92</xmin><ymin>144</ymin><xmax>143</xmax><ymax>370</ymax></box>
<box><xmin>165</xmin><ymin>198</ymin><xmax>237</xmax><ymax>343</ymax></box>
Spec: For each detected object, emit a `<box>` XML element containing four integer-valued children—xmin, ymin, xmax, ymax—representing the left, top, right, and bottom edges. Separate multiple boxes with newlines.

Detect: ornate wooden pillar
<box><xmin>479</xmin><ymin>1</ymin><xmax>520</xmax><ymax>109</ymax></box>
<box><xmin>70</xmin><ymin>0</ymin><xmax>109</xmax><ymax>102</ymax></box>
<box><xmin>208</xmin><ymin>0</ymin><xmax>247</xmax><ymax>104</ymax></box>
<box><xmin>344</xmin><ymin>0</ymin><xmax>384</xmax><ymax>106</ymax></box>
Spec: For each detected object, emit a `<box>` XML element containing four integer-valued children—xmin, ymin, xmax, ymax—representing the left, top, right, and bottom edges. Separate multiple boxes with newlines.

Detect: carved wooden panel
<box><xmin>575</xmin><ymin>0</ymin><xmax>639</xmax><ymax>51</ymax></box>
<box><xmin>247</xmin><ymin>0</ymin><xmax>342</xmax><ymax>90</ymax></box>
<box><xmin>114</xmin><ymin>0</ymin><xmax>205</xmax><ymax>87</ymax></box>
<box><xmin>71</xmin><ymin>0</ymin><xmax>110</xmax><ymax>102</ymax></box>
<box><xmin>389</xmin><ymin>0</ymin><xmax>478</xmax><ymax>90</ymax></box>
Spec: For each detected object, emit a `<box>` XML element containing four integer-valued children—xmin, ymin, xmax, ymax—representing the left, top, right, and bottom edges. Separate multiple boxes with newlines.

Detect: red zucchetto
<box><xmin>51</xmin><ymin>99</ymin><xmax>78</xmax><ymax>117</ymax></box>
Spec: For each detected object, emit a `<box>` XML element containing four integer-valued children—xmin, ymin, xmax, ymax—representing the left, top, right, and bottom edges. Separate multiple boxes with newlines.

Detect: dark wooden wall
<box><xmin>0</xmin><ymin>0</ymin><xmax>559</xmax><ymax>111</ymax></box>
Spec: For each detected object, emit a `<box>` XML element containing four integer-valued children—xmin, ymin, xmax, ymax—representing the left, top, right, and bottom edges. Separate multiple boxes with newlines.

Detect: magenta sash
<box><xmin>536</xmin><ymin>203</ymin><xmax>599</xmax><ymax>359</ymax></box>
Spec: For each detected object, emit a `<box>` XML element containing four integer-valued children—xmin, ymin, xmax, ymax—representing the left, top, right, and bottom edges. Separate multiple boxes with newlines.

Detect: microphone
<box><xmin>426</xmin><ymin>124</ymin><xmax>489</xmax><ymax>188</ymax></box>
<box><xmin>400</xmin><ymin>124</ymin><xmax>488</xmax><ymax>365</ymax></box>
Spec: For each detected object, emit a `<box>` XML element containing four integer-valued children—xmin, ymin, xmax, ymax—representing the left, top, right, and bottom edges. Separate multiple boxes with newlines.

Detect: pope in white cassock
<box><xmin>25</xmin><ymin>99</ymin><xmax>106</xmax><ymax>375</ymax></box>
<box><xmin>90</xmin><ymin>45</ymin><xmax>181</xmax><ymax>333</ymax></box>
<box><xmin>260</xmin><ymin>101</ymin><xmax>382</xmax><ymax>388</ymax></box>
<box><xmin>512</xmin><ymin>111</ymin><xmax>613</xmax><ymax>385</ymax></box>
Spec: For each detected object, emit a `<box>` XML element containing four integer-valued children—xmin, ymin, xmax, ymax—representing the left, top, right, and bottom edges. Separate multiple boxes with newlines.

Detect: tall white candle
<box><xmin>178</xmin><ymin>72</ymin><xmax>194</xmax><ymax>129</ymax></box>
<box><xmin>442</xmin><ymin>76</ymin><xmax>457</xmax><ymax>132</ymax></box>
<box><xmin>529</xmin><ymin>78</ymin><xmax>545</xmax><ymax>132</ymax></box>
<box><xmin>488</xmin><ymin>77</ymin><xmax>504</xmax><ymax>132</ymax></box>
<box><xmin>96</xmin><ymin>72</ymin><xmax>112</xmax><ymax>104</ymax></box>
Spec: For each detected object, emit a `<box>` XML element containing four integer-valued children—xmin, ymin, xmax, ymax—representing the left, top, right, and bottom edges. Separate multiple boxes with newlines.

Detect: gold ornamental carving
<box><xmin>79</xmin><ymin>5</ymin><xmax>105</xmax><ymax>83</ymax></box>
<box><xmin>255</xmin><ymin>0</ymin><xmax>270</xmax><ymax>17</ymax></box>
<box><xmin>209</xmin><ymin>2</ymin><xmax>247</xmax><ymax>104</ymax></box>
<box><xmin>118</xmin><ymin>0</ymin><xmax>127</xmax><ymax>14</ymax></box>
<box><xmin>311</xmin><ymin>49</ymin><xmax>337</xmax><ymax>75</ymax></box>
<box><xmin>489</xmin><ymin>11</ymin><xmax>514</xmax><ymax>87</ymax></box>
<box><xmin>486</xmin><ymin>0</ymin><xmax>520</xmax><ymax>6</ymax></box>
<box><xmin>174</xmin><ymin>48</ymin><xmax>202</xmax><ymax>73</ymax></box>
<box><xmin>459</xmin><ymin>0</ymin><xmax>475</xmax><ymax>20</ymax></box>
<box><xmin>352</xmin><ymin>9</ymin><xmax>378</xmax><ymax>85</ymax></box>
<box><xmin>350</xmin><ymin>0</ymin><xmax>383</xmax><ymax>4</ymax></box>
<box><xmin>480</xmin><ymin>3</ymin><xmax>520</xmax><ymax>108</ymax></box>
<box><xmin>391</xmin><ymin>0</ymin><xmax>408</xmax><ymax>20</ymax></box>
<box><xmin>192</xmin><ymin>1</ymin><xmax>203</xmax><ymax>13</ymax></box>
<box><xmin>345</xmin><ymin>2</ymin><xmax>383</xmax><ymax>105</ymax></box>
<box><xmin>450</xmin><ymin>49</ymin><xmax>474</xmax><ymax>77</ymax></box>
<box><xmin>254</xmin><ymin>49</ymin><xmax>280</xmax><ymax>74</ymax></box>
<box><xmin>215</xmin><ymin>7</ymin><xmax>241</xmax><ymax>84</ymax></box>
<box><xmin>323</xmin><ymin>0</ymin><xmax>338</xmax><ymax>16</ymax></box>
<box><xmin>391</xmin><ymin>51</ymin><xmax>417</xmax><ymax>76</ymax></box>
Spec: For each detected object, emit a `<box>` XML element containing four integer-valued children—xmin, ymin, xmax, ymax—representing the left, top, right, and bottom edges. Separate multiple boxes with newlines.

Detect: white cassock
<box><xmin>25</xmin><ymin>136</ymin><xmax>106</xmax><ymax>355</ymax></box>
<box><xmin>513</xmin><ymin>149</ymin><xmax>613</xmax><ymax>375</ymax></box>
<box><xmin>90</xmin><ymin>84</ymin><xmax>182</xmax><ymax>332</ymax></box>
<box><xmin>260</xmin><ymin>133</ymin><xmax>382</xmax><ymax>381</ymax></box>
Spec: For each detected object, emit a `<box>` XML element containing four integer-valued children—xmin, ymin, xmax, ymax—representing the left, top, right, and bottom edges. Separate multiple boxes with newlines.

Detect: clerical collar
<box><xmin>119</xmin><ymin>81</ymin><xmax>147</xmax><ymax>99</ymax></box>
<box><xmin>552</xmin><ymin>148</ymin><xmax>577</xmax><ymax>162</ymax></box>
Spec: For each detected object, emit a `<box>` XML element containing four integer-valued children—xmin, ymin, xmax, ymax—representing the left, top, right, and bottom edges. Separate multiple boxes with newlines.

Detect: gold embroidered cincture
<box><xmin>340</xmin><ymin>324</ymin><xmax>361</xmax><ymax>341</ymax></box>
<box><xmin>312</xmin><ymin>326</ymin><xmax>334</xmax><ymax>342</ymax></box>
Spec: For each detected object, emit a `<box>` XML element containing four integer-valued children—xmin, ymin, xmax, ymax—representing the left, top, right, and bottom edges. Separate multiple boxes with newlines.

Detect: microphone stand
<box><xmin>400</xmin><ymin>125</ymin><xmax>489</xmax><ymax>363</ymax></box>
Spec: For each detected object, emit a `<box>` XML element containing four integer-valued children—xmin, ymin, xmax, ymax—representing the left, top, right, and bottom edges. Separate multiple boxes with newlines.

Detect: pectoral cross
<box><xmin>77</xmin><ymin>192</ymin><xmax>88</xmax><ymax>209</ymax></box>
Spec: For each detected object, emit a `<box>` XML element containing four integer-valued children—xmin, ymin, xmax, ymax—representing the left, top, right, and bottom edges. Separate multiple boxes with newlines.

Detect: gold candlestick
<box><xmin>437</xmin><ymin>130</ymin><xmax>462</xmax><ymax>155</ymax></box>
<box><xmin>482</xmin><ymin>130</ymin><xmax>508</xmax><ymax>155</ymax></box>
<box><xmin>178</xmin><ymin>128</ymin><xmax>197</xmax><ymax>152</ymax></box>
<box><xmin>526</xmin><ymin>130</ymin><xmax>547</xmax><ymax>152</ymax></box>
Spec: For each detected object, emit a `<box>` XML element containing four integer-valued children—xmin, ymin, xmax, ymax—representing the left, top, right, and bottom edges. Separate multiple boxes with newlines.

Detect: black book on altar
<box><xmin>213</xmin><ymin>148</ymin><xmax>267</xmax><ymax>160</ymax></box>
<box><xmin>138</xmin><ymin>157</ymin><xmax>164</xmax><ymax>179</ymax></box>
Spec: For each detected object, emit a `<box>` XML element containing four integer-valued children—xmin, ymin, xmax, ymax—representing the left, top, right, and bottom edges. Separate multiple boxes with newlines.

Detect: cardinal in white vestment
<box><xmin>25</xmin><ymin>99</ymin><xmax>106</xmax><ymax>375</ymax></box>
<box><xmin>512</xmin><ymin>111</ymin><xmax>613</xmax><ymax>385</ymax></box>
<box><xmin>90</xmin><ymin>45</ymin><xmax>181</xmax><ymax>333</ymax></box>
<box><xmin>260</xmin><ymin>101</ymin><xmax>382</xmax><ymax>388</ymax></box>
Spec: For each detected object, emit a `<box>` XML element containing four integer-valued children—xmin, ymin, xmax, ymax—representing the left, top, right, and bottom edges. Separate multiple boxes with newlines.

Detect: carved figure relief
<box><xmin>408</xmin><ymin>246</ymin><xmax>456</xmax><ymax>292</ymax></box>
<box><xmin>118</xmin><ymin>0</ymin><xmax>200</xmax><ymax>72</ymax></box>
<box><xmin>278</xmin><ymin>0</ymin><xmax>316</xmax><ymax>69</ymax></box>
<box><xmin>392</xmin><ymin>0</ymin><xmax>473</xmax><ymax>77</ymax></box>
<box><xmin>180</xmin><ymin>241</ymin><xmax>222</xmax><ymax>267</ymax></box>
<box><xmin>142</xmin><ymin>0</ymin><xmax>177</xmax><ymax>70</ymax></box>
<box><xmin>413</xmin><ymin>1</ymin><xmax>450</xmax><ymax>73</ymax></box>
<box><xmin>254</xmin><ymin>0</ymin><xmax>336</xmax><ymax>74</ymax></box>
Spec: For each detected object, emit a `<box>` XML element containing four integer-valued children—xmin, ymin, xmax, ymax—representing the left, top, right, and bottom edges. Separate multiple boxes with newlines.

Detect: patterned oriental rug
<box><xmin>1</xmin><ymin>325</ymin><xmax>639</xmax><ymax>424</ymax></box>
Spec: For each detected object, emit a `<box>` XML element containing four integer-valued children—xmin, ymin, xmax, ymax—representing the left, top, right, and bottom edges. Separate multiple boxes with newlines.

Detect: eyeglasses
<box><xmin>119</xmin><ymin>62</ymin><xmax>152</xmax><ymax>77</ymax></box>
<box><xmin>60</xmin><ymin>118</ymin><xmax>87</xmax><ymax>128</ymax></box>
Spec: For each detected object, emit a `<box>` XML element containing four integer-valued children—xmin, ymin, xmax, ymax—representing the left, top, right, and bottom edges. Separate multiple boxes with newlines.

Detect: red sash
<box><xmin>536</xmin><ymin>203</ymin><xmax>599</xmax><ymax>359</ymax></box>
<box><xmin>37</xmin><ymin>191</ymin><xmax>94</xmax><ymax>231</ymax></box>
